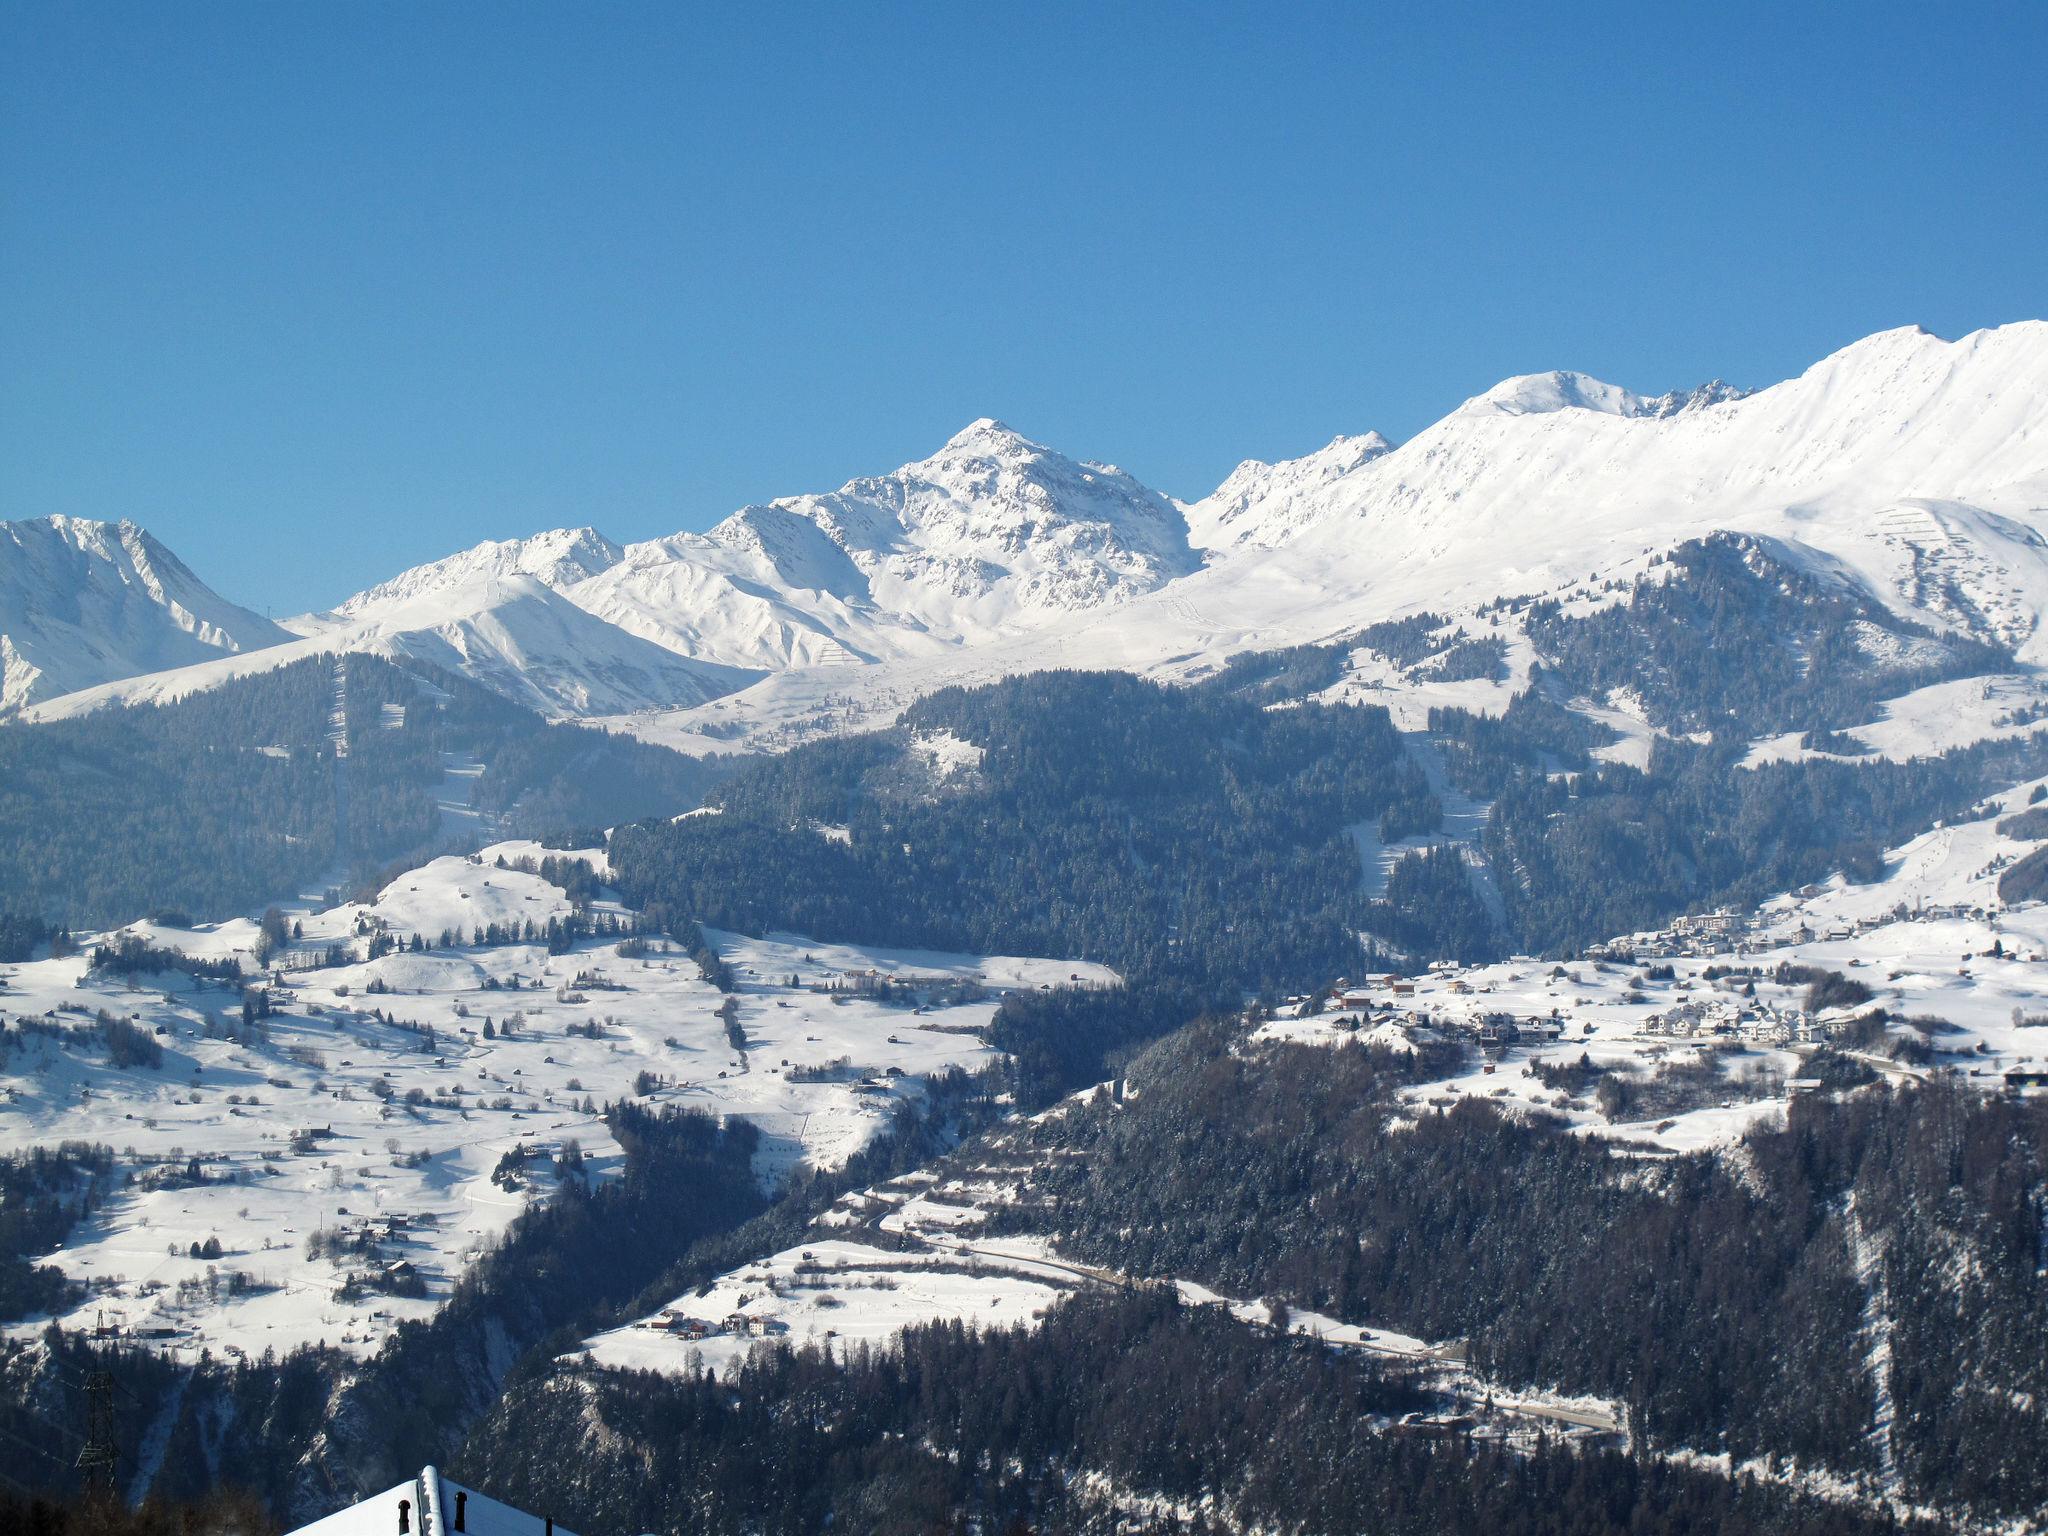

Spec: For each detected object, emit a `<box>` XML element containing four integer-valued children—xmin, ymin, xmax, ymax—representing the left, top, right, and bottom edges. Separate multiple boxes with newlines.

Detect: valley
<box><xmin>4</xmin><ymin>321</ymin><xmax>2048</xmax><ymax>1534</ymax></box>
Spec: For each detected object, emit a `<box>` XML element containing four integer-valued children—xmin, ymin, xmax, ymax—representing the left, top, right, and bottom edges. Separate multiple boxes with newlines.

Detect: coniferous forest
<box><xmin>0</xmin><ymin>654</ymin><xmax>726</xmax><ymax>930</ymax></box>
<box><xmin>6</xmin><ymin>547</ymin><xmax>2048</xmax><ymax>1535</ymax></box>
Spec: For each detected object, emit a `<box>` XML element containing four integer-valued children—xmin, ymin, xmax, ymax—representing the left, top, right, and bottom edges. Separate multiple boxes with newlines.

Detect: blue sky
<box><xmin>4</xmin><ymin>2</ymin><xmax>2044</xmax><ymax>613</ymax></box>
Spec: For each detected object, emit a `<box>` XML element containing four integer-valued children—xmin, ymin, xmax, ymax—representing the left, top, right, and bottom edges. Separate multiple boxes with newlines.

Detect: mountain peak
<box><xmin>1462</xmin><ymin>370</ymin><xmax>1756</xmax><ymax>422</ymax></box>
<box><xmin>1638</xmin><ymin>379</ymin><xmax>1751</xmax><ymax>418</ymax></box>
<box><xmin>2</xmin><ymin>515</ymin><xmax>287</xmax><ymax>713</ymax></box>
<box><xmin>328</xmin><ymin>526</ymin><xmax>624</xmax><ymax>621</ymax></box>
<box><xmin>1460</xmin><ymin>370</ymin><xmax>1647</xmax><ymax>419</ymax></box>
<box><xmin>937</xmin><ymin>417</ymin><xmax>1038</xmax><ymax>456</ymax></box>
<box><xmin>1183</xmin><ymin>429</ymin><xmax>1397</xmax><ymax>553</ymax></box>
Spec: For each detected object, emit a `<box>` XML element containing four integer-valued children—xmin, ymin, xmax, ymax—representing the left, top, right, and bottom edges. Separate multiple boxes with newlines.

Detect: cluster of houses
<box><xmin>1584</xmin><ymin>908</ymin><xmax>1751</xmax><ymax>961</ymax></box>
<box><xmin>1292</xmin><ymin>977</ymin><xmax>1572</xmax><ymax>1050</ymax></box>
<box><xmin>1293</xmin><ymin>943</ymin><xmax>1847</xmax><ymax>1052</ymax></box>
<box><xmin>640</xmin><ymin>1306</ymin><xmax>791</xmax><ymax>1341</ymax></box>
<box><xmin>1638</xmin><ymin>996</ymin><xmax>1824</xmax><ymax>1046</ymax></box>
<box><xmin>1584</xmin><ymin>899</ymin><xmax>2012</xmax><ymax>964</ymax></box>
<box><xmin>334</xmin><ymin>1209</ymin><xmax>435</xmax><ymax>1246</ymax></box>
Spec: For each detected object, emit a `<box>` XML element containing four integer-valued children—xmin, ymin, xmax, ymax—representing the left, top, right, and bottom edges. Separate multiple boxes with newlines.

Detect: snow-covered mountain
<box><xmin>13</xmin><ymin>420</ymin><xmax>1188</xmax><ymax>719</ymax></box>
<box><xmin>569</xmin><ymin>418</ymin><xmax>1199</xmax><ymax>673</ymax></box>
<box><xmin>14</xmin><ymin>322</ymin><xmax>2048</xmax><ymax>748</ymax></box>
<box><xmin>279</xmin><ymin>416</ymin><xmax>1202</xmax><ymax>689</ymax></box>
<box><xmin>1169</xmin><ymin>322</ymin><xmax>2048</xmax><ymax>646</ymax></box>
<box><xmin>0</xmin><ymin>516</ymin><xmax>289</xmax><ymax>714</ymax></box>
<box><xmin>610</xmin><ymin>321</ymin><xmax>2048</xmax><ymax>755</ymax></box>
<box><xmin>24</xmin><ymin>571</ymin><xmax>754</xmax><ymax>724</ymax></box>
<box><xmin>1183</xmin><ymin>432</ymin><xmax>1394</xmax><ymax>553</ymax></box>
<box><xmin>307</xmin><ymin>526</ymin><xmax>626</xmax><ymax>627</ymax></box>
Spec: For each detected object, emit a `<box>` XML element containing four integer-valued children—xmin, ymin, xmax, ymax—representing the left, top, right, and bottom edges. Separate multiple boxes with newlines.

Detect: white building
<box><xmin>287</xmin><ymin>1465</ymin><xmax>578</xmax><ymax>1536</ymax></box>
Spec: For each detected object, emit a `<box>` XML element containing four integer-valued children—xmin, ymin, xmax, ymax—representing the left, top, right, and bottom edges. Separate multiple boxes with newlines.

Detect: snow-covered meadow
<box><xmin>0</xmin><ymin>843</ymin><xmax>1111</xmax><ymax>1361</ymax></box>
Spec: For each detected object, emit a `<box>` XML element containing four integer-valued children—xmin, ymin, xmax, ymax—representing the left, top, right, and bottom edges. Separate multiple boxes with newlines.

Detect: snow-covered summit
<box><xmin>1460</xmin><ymin>369</ymin><xmax>1653</xmax><ymax>418</ymax></box>
<box><xmin>716</xmin><ymin>414</ymin><xmax>1198</xmax><ymax>610</ymax></box>
<box><xmin>1461</xmin><ymin>370</ymin><xmax>1751</xmax><ymax>421</ymax></box>
<box><xmin>562</xmin><ymin>418</ymin><xmax>1200</xmax><ymax>674</ymax></box>
<box><xmin>17</xmin><ymin>321</ymin><xmax>2048</xmax><ymax>739</ymax></box>
<box><xmin>1141</xmin><ymin>318</ymin><xmax>2048</xmax><ymax>665</ymax></box>
<box><xmin>1639</xmin><ymin>379</ymin><xmax>1750</xmax><ymax>418</ymax></box>
<box><xmin>0</xmin><ymin>515</ymin><xmax>288</xmax><ymax>713</ymax></box>
<box><xmin>1184</xmin><ymin>431</ymin><xmax>1396</xmax><ymax>553</ymax></box>
<box><xmin>316</xmin><ymin>525</ymin><xmax>625</xmax><ymax>625</ymax></box>
<box><xmin>25</xmin><ymin>569</ymin><xmax>754</xmax><ymax>723</ymax></box>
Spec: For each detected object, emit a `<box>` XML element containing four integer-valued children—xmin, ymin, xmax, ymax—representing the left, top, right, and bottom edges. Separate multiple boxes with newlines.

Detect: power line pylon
<box><xmin>74</xmin><ymin>1317</ymin><xmax>118</xmax><ymax>1497</ymax></box>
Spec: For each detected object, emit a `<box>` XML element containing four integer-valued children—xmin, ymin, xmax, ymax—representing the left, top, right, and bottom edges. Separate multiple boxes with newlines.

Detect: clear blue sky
<box><xmin>4</xmin><ymin>2</ymin><xmax>2044</xmax><ymax>614</ymax></box>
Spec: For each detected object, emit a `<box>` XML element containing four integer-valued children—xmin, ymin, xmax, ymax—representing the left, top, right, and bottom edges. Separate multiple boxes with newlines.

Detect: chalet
<box><xmin>1392</xmin><ymin>1411</ymin><xmax>1476</xmax><ymax>1439</ymax></box>
<box><xmin>284</xmin><ymin>1465</ymin><xmax>576</xmax><ymax>1535</ymax></box>
<box><xmin>1475</xmin><ymin>1014</ymin><xmax>1518</xmax><ymax>1047</ymax></box>
<box><xmin>647</xmin><ymin>1310</ymin><xmax>714</xmax><ymax>1339</ymax></box>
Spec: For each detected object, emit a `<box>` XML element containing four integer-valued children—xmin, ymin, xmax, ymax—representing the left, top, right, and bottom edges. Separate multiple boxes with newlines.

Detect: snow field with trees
<box><xmin>0</xmin><ymin>841</ymin><xmax>1107</xmax><ymax>1360</ymax></box>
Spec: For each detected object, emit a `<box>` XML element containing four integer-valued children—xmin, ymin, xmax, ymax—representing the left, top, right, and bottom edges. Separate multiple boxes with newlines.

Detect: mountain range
<box><xmin>7</xmin><ymin>321</ymin><xmax>2047</xmax><ymax>754</ymax></box>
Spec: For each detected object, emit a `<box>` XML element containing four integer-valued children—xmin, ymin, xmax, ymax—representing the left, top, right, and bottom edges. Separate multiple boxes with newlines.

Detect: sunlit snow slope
<box><xmin>14</xmin><ymin>322</ymin><xmax>2048</xmax><ymax>744</ymax></box>
<box><xmin>0</xmin><ymin>516</ymin><xmax>290</xmax><ymax>713</ymax></box>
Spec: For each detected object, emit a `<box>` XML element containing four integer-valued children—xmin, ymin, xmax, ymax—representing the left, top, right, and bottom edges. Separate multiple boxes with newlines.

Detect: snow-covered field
<box><xmin>1276</xmin><ymin>775</ymin><xmax>2048</xmax><ymax>1153</ymax></box>
<box><xmin>584</xmin><ymin>777</ymin><xmax>2048</xmax><ymax>1388</ymax></box>
<box><xmin>0</xmin><ymin>844</ymin><xmax>1111</xmax><ymax>1361</ymax></box>
<box><xmin>585</xmin><ymin>1118</ymin><xmax>1625</xmax><ymax>1445</ymax></box>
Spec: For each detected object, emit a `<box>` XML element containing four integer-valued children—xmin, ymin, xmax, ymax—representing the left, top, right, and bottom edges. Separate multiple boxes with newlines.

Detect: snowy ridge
<box><xmin>23</xmin><ymin>572</ymin><xmax>755</xmax><ymax>722</ymax></box>
<box><xmin>614</xmin><ymin>321</ymin><xmax>2048</xmax><ymax>755</ymax></box>
<box><xmin>565</xmin><ymin>417</ymin><xmax>1201</xmax><ymax>673</ymax></box>
<box><xmin>1183</xmin><ymin>431</ymin><xmax>1394</xmax><ymax>553</ymax></box>
<box><xmin>310</xmin><ymin>526</ymin><xmax>625</xmax><ymax>625</ymax></box>
<box><xmin>13</xmin><ymin>322</ymin><xmax>2048</xmax><ymax>743</ymax></box>
<box><xmin>0</xmin><ymin>515</ymin><xmax>289</xmax><ymax>713</ymax></box>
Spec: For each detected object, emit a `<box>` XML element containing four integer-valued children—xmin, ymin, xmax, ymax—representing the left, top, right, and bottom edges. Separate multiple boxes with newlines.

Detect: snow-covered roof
<box><xmin>285</xmin><ymin>1466</ymin><xmax>577</xmax><ymax>1536</ymax></box>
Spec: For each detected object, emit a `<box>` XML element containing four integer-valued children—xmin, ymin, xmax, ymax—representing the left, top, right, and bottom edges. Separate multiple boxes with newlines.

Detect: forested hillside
<box><xmin>1404</xmin><ymin>690</ymin><xmax>2048</xmax><ymax>957</ymax></box>
<box><xmin>1526</xmin><ymin>534</ymin><xmax>2009</xmax><ymax>740</ymax></box>
<box><xmin>986</xmin><ymin>1024</ymin><xmax>2048</xmax><ymax>1518</ymax></box>
<box><xmin>610</xmin><ymin>652</ymin><xmax>2048</xmax><ymax>982</ymax></box>
<box><xmin>0</xmin><ymin>654</ymin><xmax>724</xmax><ymax>931</ymax></box>
<box><xmin>455</xmin><ymin>1288</ymin><xmax>1924</xmax><ymax>1536</ymax></box>
<box><xmin>611</xmin><ymin>670</ymin><xmax>1426</xmax><ymax>991</ymax></box>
